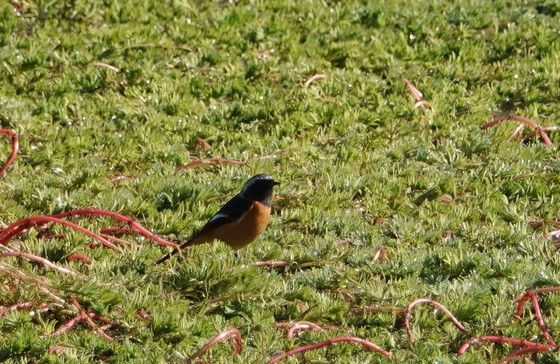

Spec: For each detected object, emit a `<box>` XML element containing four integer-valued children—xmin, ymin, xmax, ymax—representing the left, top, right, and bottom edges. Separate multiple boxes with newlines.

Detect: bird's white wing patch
<box><xmin>208</xmin><ymin>212</ymin><xmax>229</xmax><ymax>224</ymax></box>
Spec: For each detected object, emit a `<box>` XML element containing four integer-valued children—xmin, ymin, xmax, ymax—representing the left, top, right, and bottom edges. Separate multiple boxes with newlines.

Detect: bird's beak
<box><xmin>273</xmin><ymin>181</ymin><xmax>280</xmax><ymax>186</ymax></box>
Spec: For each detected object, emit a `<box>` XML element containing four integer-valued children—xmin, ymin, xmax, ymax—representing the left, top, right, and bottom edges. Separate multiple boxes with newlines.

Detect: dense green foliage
<box><xmin>1</xmin><ymin>0</ymin><xmax>560</xmax><ymax>362</ymax></box>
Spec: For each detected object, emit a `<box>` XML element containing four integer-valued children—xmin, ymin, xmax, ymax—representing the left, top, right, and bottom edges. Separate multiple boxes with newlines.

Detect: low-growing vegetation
<box><xmin>1</xmin><ymin>0</ymin><xmax>560</xmax><ymax>362</ymax></box>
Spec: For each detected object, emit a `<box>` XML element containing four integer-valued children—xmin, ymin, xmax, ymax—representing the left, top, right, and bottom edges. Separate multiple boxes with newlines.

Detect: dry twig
<box><xmin>176</xmin><ymin>158</ymin><xmax>247</xmax><ymax>170</ymax></box>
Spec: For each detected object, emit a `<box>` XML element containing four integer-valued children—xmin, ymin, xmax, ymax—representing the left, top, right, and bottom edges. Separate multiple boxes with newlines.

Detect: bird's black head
<box><xmin>240</xmin><ymin>174</ymin><xmax>279</xmax><ymax>206</ymax></box>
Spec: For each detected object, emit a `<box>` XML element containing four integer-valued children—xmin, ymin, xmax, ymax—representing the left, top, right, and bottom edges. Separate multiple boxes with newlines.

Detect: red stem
<box><xmin>99</xmin><ymin>233</ymin><xmax>132</xmax><ymax>246</ymax></box>
<box><xmin>515</xmin><ymin>288</ymin><xmax>560</xmax><ymax>347</ymax></box>
<box><xmin>458</xmin><ymin>336</ymin><xmax>550</xmax><ymax>356</ymax></box>
<box><xmin>481</xmin><ymin>116</ymin><xmax>553</xmax><ymax>145</ymax></box>
<box><xmin>0</xmin><ymin>129</ymin><xmax>18</xmax><ymax>178</ymax></box>
<box><xmin>52</xmin><ymin>208</ymin><xmax>179</xmax><ymax>248</ymax></box>
<box><xmin>529</xmin><ymin>291</ymin><xmax>557</xmax><ymax>347</ymax></box>
<box><xmin>53</xmin><ymin>311</ymin><xmax>112</xmax><ymax>337</ymax></box>
<box><xmin>66</xmin><ymin>252</ymin><xmax>93</xmax><ymax>264</ymax></box>
<box><xmin>266</xmin><ymin>336</ymin><xmax>392</xmax><ymax>363</ymax></box>
<box><xmin>405</xmin><ymin>298</ymin><xmax>468</xmax><ymax>342</ymax></box>
<box><xmin>496</xmin><ymin>345</ymin><xmax>555</xmax><ymax>364</ymax></box>
<box><xmin>99</xmin><ymin>226</ymin><xmax>134</xmax><ymax>236</ymax></box>
<box><xmin>185</xmin><ymin>328</ymin><xmax>242</xmax><ymax>364</ymax></box>
<box><xmin>0</xmin><ymin>216</ymin><xmax>121</xmax><ymax>252</ymax></box>
<box><xmin>516</xmin><ymin>287</ymin><xmax>560</xmax><ymax>312</ymax></box>
<box><xmin>52</xmin><ymin>314</ymin><xmax>84</xmax><ymax>336</ymax></box>
<box><xmin>71</xmin><ymin>298</ymin><xmax>114</xmax><ymax>341</ymax></box>
<box><xmin>286</xmin><ymin>321</ymin><xmax>324</xmax><ymax>339</ymax></box>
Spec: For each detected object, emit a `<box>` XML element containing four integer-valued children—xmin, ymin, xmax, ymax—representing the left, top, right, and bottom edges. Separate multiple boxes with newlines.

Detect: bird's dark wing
<box><xmin>156</xmin><ymin>193</ymin><xmax>252</xmax><ymax>264</ymax></box>
<box><xmin>193</xmin><ymin>194</ymin><xmax>253</xmax><ymax>237</ymax></box>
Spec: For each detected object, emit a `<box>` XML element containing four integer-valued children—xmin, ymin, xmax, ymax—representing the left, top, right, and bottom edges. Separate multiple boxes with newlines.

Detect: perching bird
<box><xmin>156</xmin><ymin>174</ymin><xmax>279</xmax><ymax>264</ymax></box>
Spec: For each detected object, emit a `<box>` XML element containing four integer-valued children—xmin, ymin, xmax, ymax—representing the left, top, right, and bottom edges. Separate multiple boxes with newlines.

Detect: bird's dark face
<box><xmin>240</xmin><ymin>174</ymin><xmax>279</xmax><ymax>206</ymax></box>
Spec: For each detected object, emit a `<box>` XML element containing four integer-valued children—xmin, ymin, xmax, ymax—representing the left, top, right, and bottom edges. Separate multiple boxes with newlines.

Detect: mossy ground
<box><xmin>1</xmin><ymin>0</ymin><xmax>560</xmax><ymax>362</ymax></box>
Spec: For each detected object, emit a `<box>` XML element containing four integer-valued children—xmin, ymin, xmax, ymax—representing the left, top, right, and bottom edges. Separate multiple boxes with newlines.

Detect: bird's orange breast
<box><xmin>193</xmin><ymin>201</ymin><xmax>272</xmax><ymax>250</ymax></box>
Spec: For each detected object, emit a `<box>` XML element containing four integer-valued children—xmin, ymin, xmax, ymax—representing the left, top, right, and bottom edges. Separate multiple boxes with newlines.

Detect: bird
<box><xmin>156</xmin><ymin>174</ymin><xmax>279</xmax><ymax>264</ymax></box>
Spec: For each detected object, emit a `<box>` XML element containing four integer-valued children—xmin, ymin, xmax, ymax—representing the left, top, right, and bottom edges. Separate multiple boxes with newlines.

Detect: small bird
<box><xmin>157</xmin><ymin>174</ymin><xmax>279</xmax><ymax>264</ymax></box>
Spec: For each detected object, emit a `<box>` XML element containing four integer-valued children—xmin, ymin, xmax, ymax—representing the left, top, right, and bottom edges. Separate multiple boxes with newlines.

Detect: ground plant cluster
<box><xmin>1</xmin><ymin>0</ymin><xmax>560</xmax><ymax>362</ymax></box>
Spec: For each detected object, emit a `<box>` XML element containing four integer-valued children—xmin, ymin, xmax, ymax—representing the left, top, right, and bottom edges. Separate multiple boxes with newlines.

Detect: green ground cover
<box><xmin>1</xmin><ymin>0</ymin><xmax>560</xmax><ymax>362</ymax></box>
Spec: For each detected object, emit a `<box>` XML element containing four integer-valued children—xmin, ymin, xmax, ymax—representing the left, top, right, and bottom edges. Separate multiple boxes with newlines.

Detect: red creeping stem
<box><xmin>0</xmin><ymin>216</ymin><xmax>122</xmax><ymax>252</ymax></box>
<box><xmin>405</xmin><ymin>298</ymin><xmax>468</xmax><ymax>342</ymax></box>
<box><xmin>52</xmin><ymin>209</ymin><xmax>179</xmax><ymax>248</ymax></box>
<box><xmin>185</xmin><ymin>328</ymin><xmax>242</xmax><ymax>364</ymax></box>
<box><xmin>99</xmin><ymin>226</ymin><xmax>133</xmax><ymax>236</ymax></box>
<box><xmin>459</xmin><ymin>287</ymin><xmax>560</xmax><ymax>361</ymax></box>
<box><xmin>515</xmin><ymin>288</ymin><xmax>560</xmax><ymax>347</ymax></box>
<box><xmin>53</xmin><ymin>311</ymin><xmax>110</xmax><ymax>337</ymax></box>
<box><xmin>286</xmin><ymin>321</ymin><xmax>323</xmax><ymax>339</ymax></box>
<box><xmin>71</xmin><ymin>298</ymin><xmax>114</xmax><ymax>341</ymax></box>
<box><xmin>99</xmin><ymin>234</ymin><xmax>132</xmax><ymax>246</ymax></box>
<box><xmin>458</xmin><ymin>336</ymin><xmax>551</xmax><ymax>356</ymax></box>
<box><xmin>53</xmin><ymin>314</ymin><xmax>84</xmax><ymax>336</ymax></box>
<box><xmin>176</xmin><ymin>157</ymin><xmax>247</xmax><ymax>170</ymax></box>
<box><xmin>481</xmin><ymin>116</ymin><xmax>553</xmax><ymax>145</ymax></box>
<box><xmin>66</xmin><ymin>252</ymin><xmax>93</xmax><ymax>264</ymax></box>
<box><xmin>267</xmin><ymin>336</ymin><xmax>392</xmax><ymax>363</ymax></box>
<box><xmin>496</xmin><ymin>345</ymin><xmax>556</xmax><ymax>364</ymax></box>
<box><xmin>0</xmin><ymin>129</ymin><xmax>18</xmax><ymax>178</ymax></box>
<box><xmin>53</xmin><ymin>303</ymin><xmax>113</xmax><ymax>340</ymax></box>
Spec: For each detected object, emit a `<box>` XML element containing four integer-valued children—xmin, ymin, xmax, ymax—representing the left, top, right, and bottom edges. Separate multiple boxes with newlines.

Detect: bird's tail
<box><xmin>156</xmin><ymin>240</ymin><xmax>191</xmax><ymax>264</ymax></box>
